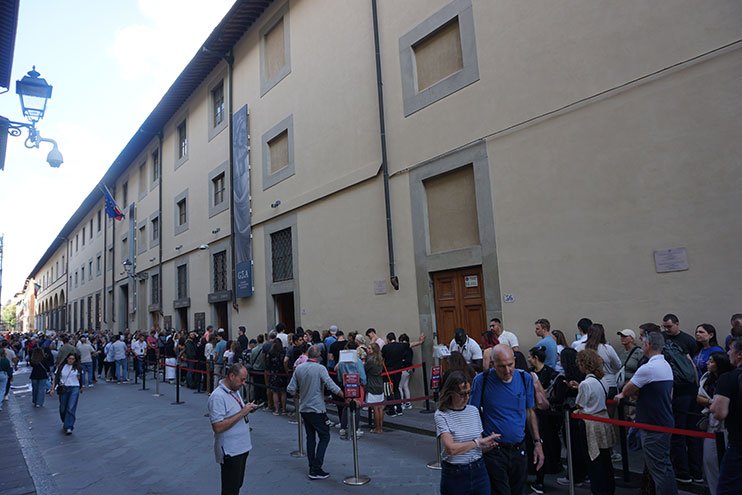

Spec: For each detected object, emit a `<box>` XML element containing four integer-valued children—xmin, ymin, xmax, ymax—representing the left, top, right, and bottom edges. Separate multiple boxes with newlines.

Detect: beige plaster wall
<box><xmin>489</xmin><ymin>49</ymin><xmax>742</xmax><ymax>351</ymax></box>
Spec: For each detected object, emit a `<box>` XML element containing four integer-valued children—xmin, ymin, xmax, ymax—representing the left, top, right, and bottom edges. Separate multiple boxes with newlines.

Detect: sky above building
<box><xmin>0</xmin><ymin>0</ymin><xmax>235</xmax><ymax>301</ymax></box>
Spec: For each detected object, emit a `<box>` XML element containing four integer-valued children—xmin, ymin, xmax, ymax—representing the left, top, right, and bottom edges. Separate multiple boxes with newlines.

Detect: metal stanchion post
<box><xmin>343</xmin><ymin>403</ymin><xmax>370</xmax><ymax>486</ymax></box>
<box><xmin>616</xmin><ymin>400</ymin><xmax>632</xmax><ymax>486</ymax></box>
<box><xmin>172</xmin><ymin>357</ymin><xmax>184</xmax><ymax>405</ymax></box>
<box><xmin>564</xmin><ymin>408</ymin><xmax>575</xmax><ymax>495</ymax></box>
<box><xmin>426</xmin><ymin>436</ymin><xmax>442</xmax><ymax>470</ymax></box>
<box><xmin>715</xmin><ymin>431</ymin><xmax>726</xmax><ymax>469</ymax></box>
<box><xmin>140</xmin><ymin>358</ymin><xmax>149</xmax><ymax>391</ymax></box>
<box><xmin>290</xmin><ymin>408</ymin><xmax>306</xmax><ymax>458</ymax></box>
<box><xmin>420</xmin><ymin>362</ymin><xmax>433</xmax><ymax>414</ymax></box>
<box><xmin>152</xmin><ymin>356</ymin><xmax>162</xmax><ymax>397</ymax></box>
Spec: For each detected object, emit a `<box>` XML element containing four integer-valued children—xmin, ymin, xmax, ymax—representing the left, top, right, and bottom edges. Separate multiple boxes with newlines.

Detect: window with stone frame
<box><xmin>271</xmin><ymin>228</ymin><xmax>292</xmax><ymax>282</ymax></box>
<box><xmin>213</xmin><ymin>250</ymin><xmax>227</xmax><ymax>292</ymax></box>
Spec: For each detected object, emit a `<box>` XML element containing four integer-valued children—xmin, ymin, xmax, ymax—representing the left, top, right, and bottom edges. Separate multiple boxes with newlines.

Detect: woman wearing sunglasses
<box><xmin>435</xmin><ymin>370</ymin><xmax>499</xmax><ymax>495</ymax></box>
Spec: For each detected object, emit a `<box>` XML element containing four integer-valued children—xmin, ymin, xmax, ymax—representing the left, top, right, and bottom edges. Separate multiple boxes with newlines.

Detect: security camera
<box><xmin>42</xmin><ymin>139</ymin><xmax>63</xmax><ymax>168</ymax></box>
<box><xmin>199</xmin><ymin>244</ymin><xmax>209</xmax><ymax>250</ymax></box>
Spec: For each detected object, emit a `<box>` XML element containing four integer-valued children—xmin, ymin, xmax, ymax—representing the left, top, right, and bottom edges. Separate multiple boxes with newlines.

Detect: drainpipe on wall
<box><xmin>102</xmin><ymin>202</ymin><xmax>107</xmax><ymax>326</ymax></box>
<box><xmin>158</xmin><ymin>131</ymin><xmax>164</xmax><ymax>328</ymax></box>
<box><xmin>371</xmin><ymin>0</ymin><xmax>398</xmax><ymax>290</ymax></box>
<box><xmin>225</xmin><ymin>50</ymin><xmax>238</xmax><ymax>314</ymax></box>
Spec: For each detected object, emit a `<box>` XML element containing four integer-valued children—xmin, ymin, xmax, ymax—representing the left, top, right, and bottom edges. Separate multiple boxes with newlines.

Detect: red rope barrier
<box><xmin>570</xmin><ymin>412</ymin><xmax>715</xmax><ymax>439</ymax></box>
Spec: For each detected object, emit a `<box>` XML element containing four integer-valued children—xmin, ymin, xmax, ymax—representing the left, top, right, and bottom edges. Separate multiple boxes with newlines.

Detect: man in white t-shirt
<box><xmin>489</xmin><ymin>318</ymin><xmax>519</xmax><ymax>352</ymax></box>
<box><xmin>449</xmin><ymin>328</ymin><xmax>483</xmax><ymax>371</ymax></box>
<box><xmin>208</xmin><ymin>364</ymin><xmax>258</xmax><ymax>495</ymax></box>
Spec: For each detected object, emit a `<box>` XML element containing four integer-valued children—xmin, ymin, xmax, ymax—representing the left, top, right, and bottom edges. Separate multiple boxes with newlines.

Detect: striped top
<box><xmin>434</xmin><ymin>405</ymin><xmax>484</xmax><ymax>464</ymax></box>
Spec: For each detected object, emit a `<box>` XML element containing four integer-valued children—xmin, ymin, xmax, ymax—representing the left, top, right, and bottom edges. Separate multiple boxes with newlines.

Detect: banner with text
<box><xmin>232</xmin><ymin>105</ymin><xmax>253</xmax><ymax>298</ymax></box>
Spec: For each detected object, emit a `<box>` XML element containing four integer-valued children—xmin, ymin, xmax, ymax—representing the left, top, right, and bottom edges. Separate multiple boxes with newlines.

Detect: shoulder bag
<box><xmin>382</xmin><ymin>362</ymin><xmax>394</xmax><ymax>397</ymax></box>
<box><xmin>616</xmin><ymin>346</ymin><xmax>640</xmax><ymax>389</ymax></box>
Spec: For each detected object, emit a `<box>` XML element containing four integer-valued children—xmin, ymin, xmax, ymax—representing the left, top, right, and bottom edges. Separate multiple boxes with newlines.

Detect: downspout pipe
<box><xmin>158</xmin><ymin>131</ymin><xmax>164</xmax><ymax>327</ymax></box>
<box><xmin>371</xmin><ymin>0</ymin><xmax>398</xmax><ymax>290</ymax></box>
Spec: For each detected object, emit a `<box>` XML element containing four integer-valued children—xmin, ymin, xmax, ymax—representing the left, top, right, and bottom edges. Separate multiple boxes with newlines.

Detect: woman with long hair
<box><xmin>442</xmin><ymin>351</ymin><xmax>476</xmax><ymax>388</ymax></box>
<box><xmin>576</xmin><ymin>349</ymin><xmax>616</xmax><ymax>495</ymax></box>
<box><xmin>693</xmin><ymin>324</ymin><xmax>723</xmax><ymax>380</ymax></box>
<box><xmin>30</xmin><ymin>347</ymin><xmax>50</xmax><ymax>407</ymax></box>
<box><xmin>551</xmin><ymin>329</ymin><xmax>569</xmax><ymax>373</ymax></box>
<box><xmin>267</xmin><ymin>338</ymin><xmax>288</xmax><ymax>415</ymax></box>
<box><xmin>697</xmin><ymin>351</ymin><xmax>733</xmax><ymax>495</ymax></box>
<box><xmin>398</xmin><ymin>333</ymin><xmax>415</xmax><ymax>409</ymax></box>
<box><xmin>364</xmin><ymin>342</ymin><xmax>386</xmax><ymax>434</ymax></box>
<box><xmin>578</xmin><ymin>324</ymin><xmax>621</xmax><ymax>397</ymax></box>
<box><xmin>50</xmin><ymin>353</ymin><xmax>83</xmax><ymax>434</ymax></box>
<box><xmin>435</xmin><ymin>370</ymin><xmax>498</xmax><ymax>495</ymax></box>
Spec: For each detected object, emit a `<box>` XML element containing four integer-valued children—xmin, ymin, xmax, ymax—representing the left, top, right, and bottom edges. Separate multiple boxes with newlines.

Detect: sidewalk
<box><xmin>5</xmin><ymin>365</ymin><xmax>702</xmax><ymax>495</ymax></box>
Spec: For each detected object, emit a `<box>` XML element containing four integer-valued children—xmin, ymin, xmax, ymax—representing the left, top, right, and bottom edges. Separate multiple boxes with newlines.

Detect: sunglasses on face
<box><xmin>457</xmin><ymin>390</ymin><xmax>472</xmax><ymax>398</ymax></box>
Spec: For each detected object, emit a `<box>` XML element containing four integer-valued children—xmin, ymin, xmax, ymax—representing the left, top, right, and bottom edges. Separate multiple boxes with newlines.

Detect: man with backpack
<box><xmin>661</xmin><ymin>314</ymin><xmax>702</xmax><ymax>484</ymax></box>
<box><xmin>469</xmin><ymin>344</ymin><xmax>544</xmax><ymax>495</ymax></box>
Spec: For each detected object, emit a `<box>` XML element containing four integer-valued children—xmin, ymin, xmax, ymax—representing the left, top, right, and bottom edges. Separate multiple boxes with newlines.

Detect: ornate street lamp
<box><xmin>1</xmin><ymin>66</ymin><xmax>63</xmax><ymax>169</ymax></box>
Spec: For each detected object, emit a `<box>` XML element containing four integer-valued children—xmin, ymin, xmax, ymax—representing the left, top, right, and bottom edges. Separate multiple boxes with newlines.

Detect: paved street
<box><xmin>3</xmin><ymin>365</ymin><xmax>700</xmax><ymax>495</ymax></box>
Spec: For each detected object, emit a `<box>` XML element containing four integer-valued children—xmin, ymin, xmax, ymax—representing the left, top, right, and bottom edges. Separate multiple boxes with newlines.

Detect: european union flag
<box><xmin>102</xmin><ymin>184</ymin><xmax>124</xmax><ymax>220</ymax></box>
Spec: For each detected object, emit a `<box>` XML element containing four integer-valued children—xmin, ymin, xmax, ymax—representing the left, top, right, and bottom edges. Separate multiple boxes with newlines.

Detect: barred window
<box><xmin>213</xmin><ymin>250</ymin><xmax>227</xmax><ymax>292</ymax></box>
<box><xmin>177</xmin><ymin>265</ymin><xmax>187</xmax><ymax>299</ymax></box>
<box><xmin>151</xmin><ymin>274</ymin><xmax>160</xmax><ymax>305</ymax></box>
<box><xmin>271</xmin><ymin>228</ymin><xmax>292</xmax><ymax>282</ymax></box>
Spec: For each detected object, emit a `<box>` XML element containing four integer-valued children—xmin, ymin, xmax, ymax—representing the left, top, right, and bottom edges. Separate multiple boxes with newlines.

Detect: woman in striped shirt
<box><xmin>435</xmin><ymin>371</ymin><xmax>499</xmax><ymax>495</ymax></box>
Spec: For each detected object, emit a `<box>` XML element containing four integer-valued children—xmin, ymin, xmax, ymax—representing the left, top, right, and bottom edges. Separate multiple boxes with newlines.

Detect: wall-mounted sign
<box><xmin>194</xmin><ymin>312</ymin><xmax>205</xmax><ymax>331</ymax></box>
<box><xmin>654</xmin><ymin>247</ymin><xmax>689</xmax><ymax>273</ymax></box>
<box><xmin>233</xmin><ymin>105</ymin><xmax>253</xmax><ymax>298</ymax></box>
<box><xmin>431</xmin><ymin>365</ymin><xmax>442</xmax><ymax>389</ymax></box>
<box><xmin>343</xmin><ymin>373</ymin><xmax>360</xmax><ymax>398</ymax></box>
<box><xmin>374</xmin><ymin>280</ymin><xmax>387</xmax><ymax>295</ymax></box>
<box><xmin>503</xmin><ymin>293</ymin><xmax>515</xmax><ymax>303</ymax></box>
<box><xmin>464</xmin><ymin>275</ymin><xmax>478</xmax><ymax>288</ymax></box>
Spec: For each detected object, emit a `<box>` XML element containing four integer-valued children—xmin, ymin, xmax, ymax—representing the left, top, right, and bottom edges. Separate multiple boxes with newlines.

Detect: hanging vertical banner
<box><xmin>233</xmin><ymin>105</ymin><xmax>253</xmax><ymax>298</ymax></box>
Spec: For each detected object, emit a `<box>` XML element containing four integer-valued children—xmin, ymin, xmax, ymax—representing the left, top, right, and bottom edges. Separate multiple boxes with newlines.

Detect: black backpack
<box><xmin>662</xmin><ymin>340</ymin><xmax>696</xmax><ymax>387</ymax></box>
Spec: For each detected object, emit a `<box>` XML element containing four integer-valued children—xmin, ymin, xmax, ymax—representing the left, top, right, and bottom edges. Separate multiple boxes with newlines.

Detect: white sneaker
<box><xmin>334</xmin><ymin>422</ymin><xmax>342</xmax><ymax>429</ymax></box>
<box><xmin>356</xmin><ymin>429</ymin><xmax>364</xmax><ymax>437</ymax></box>
<box><xmin>88</xmin><ymin>385</ymin><xmax>94</xmax><ymax>388</ymax></box>
<box><xmin>338</xmin><ymin>429</ymin><xmax>347</xmax><ymax>436</ymax></box>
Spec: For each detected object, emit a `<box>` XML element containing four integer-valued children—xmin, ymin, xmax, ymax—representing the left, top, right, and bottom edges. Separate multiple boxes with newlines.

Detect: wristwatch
<box><xmin>533</xmin><ymin>438</ymin><xmax>543</xmax><ymax>445</ymax></box>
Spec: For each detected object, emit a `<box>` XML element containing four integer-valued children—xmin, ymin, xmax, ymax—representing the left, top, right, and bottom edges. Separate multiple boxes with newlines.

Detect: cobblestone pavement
<box><xmin>3</xmin><ymin>365</ymin><xmax>701</xmax><ymax>495</ymax></box>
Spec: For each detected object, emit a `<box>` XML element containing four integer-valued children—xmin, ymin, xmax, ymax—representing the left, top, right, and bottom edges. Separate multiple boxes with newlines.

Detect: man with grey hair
<box><xmin>288</xmin><ymin>345</ymin><xmax>345</xmax><ymax>480</ymax></box>
<box><xmin>615</xmin><ymin>331</ymin><xmax>677</xmax><ymax>495</ymax></box>
<box><xmin>208</xmin><ymin>363</ymin><xmax>258</xmax><ymax>495</ymax></box>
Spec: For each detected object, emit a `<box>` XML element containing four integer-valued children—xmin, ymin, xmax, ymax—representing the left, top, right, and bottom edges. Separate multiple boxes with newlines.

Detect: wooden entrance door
<box><xmin>432</xmin><ymin>266</ymin><xmax>487</xmax><ymax>348</ymax></box>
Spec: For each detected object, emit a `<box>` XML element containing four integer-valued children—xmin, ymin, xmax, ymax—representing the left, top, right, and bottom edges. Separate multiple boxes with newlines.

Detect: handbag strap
<box><xmin>622</xmin><ymin>346</ymin><xmax>640</xmax><ymax>368</ymax></box>
<box><xmin>382</xmin><ymin>362</ymin><xmax>394</xmax><ymax>393</ymax></box>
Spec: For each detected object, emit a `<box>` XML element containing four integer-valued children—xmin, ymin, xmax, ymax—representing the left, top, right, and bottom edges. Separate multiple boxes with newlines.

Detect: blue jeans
<box><xmin>31</xmin><ymin>378</ymin><xmax>46</xmax><ymax>406</ymax></box>
<box><xmin>441</xmin><ymin>458</ymin><xmax>490</xmax><ymax>495</ymax></box>
<box><xmin>58</xmin><ymin>386</ymin><xmax>80</xmax><ymax>431</ymax></box>
<box><xmin>116</xmin><ymin>359</ymin><xmax>128</xmax><ymax>381</ymax></box>
<box><xmin>81</xmin><ymin>362</ymin><xmax>93</xmax><ymax>386</ymax></box>
<box><xmin>134</xmin><ymin>356</ymin><xmax>143</xmax><ymax>377</ymax></box>
<box><xmin>717</xmin><ymin>443</ymin><xmax>742</xmax><ymax>495</ymax></box>
<box><xmin>301</xmin><ymin>412</ymin><xmax>331</xmax><ymax>474</ymax></box>
<box><xmin>0</xmin><ymin>372</ymin><xmax>7</xmax><ymax>409</ymax></box>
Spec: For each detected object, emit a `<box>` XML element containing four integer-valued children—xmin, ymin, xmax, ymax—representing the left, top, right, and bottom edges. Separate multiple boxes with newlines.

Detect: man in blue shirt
<box><xmin>470</xmin><ymin>345</ymin><xmax>544</xmax><ymax>495</ymax></box>
<box><xmin>534</xmin><ymin>318</ymin><xmax>557</xmax><ymax>369</ymax></box>
<box><xmin>214</xmin><ymin>331</ymin><xmax>227</xmax><ymax>379</ymax></box>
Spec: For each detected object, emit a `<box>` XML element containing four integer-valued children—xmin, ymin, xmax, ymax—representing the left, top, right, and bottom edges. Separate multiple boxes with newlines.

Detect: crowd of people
<box><xmin>438</xmin><ymin>314</ymin><xmax>742</xmax><ymax>495</ymax></box>
<box><xmin>2</xmin><ymin>312</ymin><xmax>741</xmax><ymax>495</ymax></box>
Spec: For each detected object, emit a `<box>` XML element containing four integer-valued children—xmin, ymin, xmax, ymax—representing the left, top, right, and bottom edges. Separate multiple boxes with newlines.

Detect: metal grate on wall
<box><xmin>214</xmin><ymin>251</ymin><xmax>227</xmax><ymax>292</ymax></box>
<box><xmin>271</xmin><ymin>228</ymin><xmax>292</xmax><ymax>282</ymax></box>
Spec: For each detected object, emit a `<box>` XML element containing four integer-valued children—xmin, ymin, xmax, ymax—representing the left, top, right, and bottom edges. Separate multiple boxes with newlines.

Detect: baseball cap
<box><xmin>617</xmin><ymin>329</ymin><xmax>636</xmax><ymax>339</ymax></box>
<box><xmin>329</xmin><ymin>325</ymin><xmax>338</xmax><ymax>335</ymax></box>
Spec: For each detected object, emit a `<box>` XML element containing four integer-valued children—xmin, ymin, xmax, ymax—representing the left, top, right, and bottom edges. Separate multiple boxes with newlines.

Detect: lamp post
<box><xmin>1</xmin><ymin>66</ymin><xmax>63</xmax><ymax>169</ymax></box>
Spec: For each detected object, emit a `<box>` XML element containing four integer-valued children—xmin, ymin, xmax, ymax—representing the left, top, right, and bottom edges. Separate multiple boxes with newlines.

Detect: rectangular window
<box><xmin>268</xmin><ymin>131</ymin><xmax>289</xmax><ymax>174</ymax></box>
<box><xmin>271</xmin><ymin>228</ymin><xmax>293</xmax><ymax>282</ymax></box>
<box><xmin>139</xmin><ymin>226</ymin><xmax>146</xmax><ymax>253</ymax></box>
<box><xmin>122</xmin><ymin>238</ymin><xmax>128</xmax><ymax>259</ymax></box>
<box><xmin>177</xmin><ymin>199</ymin><xmax>187</xmax><ymax>226</ymax></box>
<box><xmin>82</xmin><ymin>228</ymin><xmax>85</xmax><ymax>246</ymax></box>
<box><xmin>212</xmin><ymin>82</ymin><xmax>224</xmax><ymax>127</ymax></box>
<box><xmin>62</xmin><ymin>255</ymin><xmax>65</xmax><ymax>272</ymax></box>
<box><xmin>177</xmin><ymin>265</ymin><xmax>187</xmax><ymax>299</ymax></box>
<box><xmin>412</xmin><ymin>19</ymin><xmax>463</xmax><ymax>92</ymax></box>
<box><xmin>81</xmin><ymin>267</ymin><xmax>85</xmax><ymax>285</ymax></box>
<box><xmin>212</xmin><ymin>172</ymin><xmax>225</xmax><ymax>206</ymax></box>
<box><xmin>76</xmin><ymin>235</ymin><xmax>79</xmax><ymax>252</ymax></box>
<box><xmin>139</xmin><ymin>162</ymin><xmax>147</xmax><ymax>196</ymax></box>
<box><xmin>96</xmin><ymin>255</ymin><xmax>101</xmax><ymax>275</ymax></box>
<box><xmin>213</xmin><ymin>250</ymin><xmax>227</xmax><ymax>292</ymax></box>
<box><xmin>260</xmin><ymin>3</ymin><xmax>290</xmax><ymax>95</ymax></box>
<box><xmin>56</xmin><ymin>261</ymin><xmax>59</xmax><ymax>279</ymax></box>
<box><xmin>88</xmin><ymin>261</ymin><xmax>93</xmax><ymax>280</ymax></box>
<box><xmin>151</xmin><ymin>217</ymin><xmax>159</xmax><ymax>241</ymax></box>
<box><xmin>97</xmin><ymin>210</ymin><xmax>101</xmax><ymax>232</ymax></box>
<box><xmin>177</xmin><ymin>121</ymin><xmax>187</xmax><ymax>159</ymax></box>
<box><xmin>399</xmin><ymin>0</ymin><xmax>479</xmax><ymax>116</ymax></box>
<box><xmin>107</xmin><ymin>247</ymin><xmax>113</xmax><ymax>270</ymax></box>
<box><xmin>151</xmin><ymin>273</ymin><xmax>160</xmax><ymax>305</ymax></box>
<box><xmin>122</xmin><ymin>182</ymin><xmax>128</xmax><ymax>207</ymax></box>
<box><xmin>152</xmin><ymin>149</ymin><xmax>160</xmax><ymax>182</ymax></box>
<box><xmin>89</xmin><ymin>219</ymin><xmax>93</xmax><ymax>239</ymax></box>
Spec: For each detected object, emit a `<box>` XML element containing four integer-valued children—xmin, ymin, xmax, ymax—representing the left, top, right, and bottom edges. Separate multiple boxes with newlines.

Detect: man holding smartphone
<box><xmin>209</xmin><ymin>363</ymin><xmax>258</xmax><ymax>495</ymax></box>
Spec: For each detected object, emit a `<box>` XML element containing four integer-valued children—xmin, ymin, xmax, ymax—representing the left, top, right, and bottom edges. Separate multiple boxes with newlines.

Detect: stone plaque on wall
<box><xmin>194</xmin><ymin>312</ymin><xmax>206</xmax><ymax>332</ymax></box>
<box><xmin>164</xmin><ymin>315</ymin><xmax>172</xmax><ymax>331</ymax></box>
